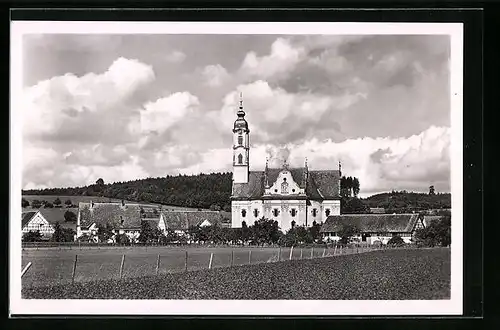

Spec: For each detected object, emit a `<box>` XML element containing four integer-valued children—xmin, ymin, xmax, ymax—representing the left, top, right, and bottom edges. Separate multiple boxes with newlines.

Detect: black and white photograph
<box><xmin>10</xmin><ymin>21</ymin><xmax>463</xmax><ymax>315</ymax></box>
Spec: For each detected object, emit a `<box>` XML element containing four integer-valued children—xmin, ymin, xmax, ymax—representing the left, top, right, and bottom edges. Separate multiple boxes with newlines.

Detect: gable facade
<box><xmin>22</xmin><ymin>211</ymin><xmax>55</xmax><ymax>239</ymax></box>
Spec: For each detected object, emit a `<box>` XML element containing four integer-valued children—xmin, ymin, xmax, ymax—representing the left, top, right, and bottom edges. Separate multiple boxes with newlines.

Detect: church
<box><xmin>230</xmin><ymin>96</ymin><xmax>341</xmax><ymax>232</ymax></box>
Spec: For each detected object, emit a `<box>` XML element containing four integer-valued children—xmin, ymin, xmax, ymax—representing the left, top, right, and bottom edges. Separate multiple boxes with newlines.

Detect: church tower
<box><xmin>233</xmin><ymin>93</ymin><xmax>250</xmax><ymax>183</ymax></box>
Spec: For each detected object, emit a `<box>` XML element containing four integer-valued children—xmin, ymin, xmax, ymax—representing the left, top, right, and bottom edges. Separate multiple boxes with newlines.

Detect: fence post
<box><xmin>334</xmin><ymin>244</ymin><xmax>337</xmax><ymax>256</ymax></box>
<box><xmin>208</xmin><ymin>252</ymin><xmax>214</xmax><ymax>269</ymax></box>
<box><xmin>231</xmin><ymin>250</ymin><xmax>234</xmax><ymax>267</ymax></box>
<box><xmin>278</xmin><ymin>247</ymin><xmax>281</xmax><ymax>262</ymax></box>
<box><xmin>21</xmin><ymin>262</ymin><xmax>32</xmax><ymax>277</ymax></box>
<box><xmin>156</xmin><ymin>254</ymin><xmax>161</xmax><ymax>276</ymax></box>
<box><xmin>185</xmin><ymin>251</ymin><xmax>188</xmax><ymax>272</ymax></box>
<box><xmin>248</xmin><ymin>250</ymin><xmax>252</xmax><ymax>265</ymax></box>
<box><xmin>119</xmin><ymin>254</ymin><xmax>125</xmax><ymax>279</ymax></box>
<box><xmin>300</xmin><ymin>248</ymin><xmax>303</xmax><ymax>260</ymax></box>
<box><xmin>289</xmin><ymin>246</ymin><xmax>294</xmax><ymax>260</ymax></box>
<box><xmin>71</xmin><ymin>255</ymin><xmax>78</xmax><ymax>284</ymax></box>
<box><xmin>322</xmin><ymin>248</ymin><xmax>326</xmax><ymax>257</ymax></box>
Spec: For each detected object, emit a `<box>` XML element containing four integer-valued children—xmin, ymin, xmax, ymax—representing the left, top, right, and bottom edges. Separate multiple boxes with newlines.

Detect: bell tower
<box><xmin>233</xmin><ymin>92</ymin><xmax>249</xmax><ymax>183</ymax></box>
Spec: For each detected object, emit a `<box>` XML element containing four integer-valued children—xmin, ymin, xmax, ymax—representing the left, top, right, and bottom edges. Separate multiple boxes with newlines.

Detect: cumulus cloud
<box><xmin>239</xmin><ymin>38</ymin><xmax>305</xmax><ymax>79</ymax></box>
<box><xmin>202</xmin><ymin>64</ymin><xmax>230</xmax><ymax>87</ymax></box>
<box><xmin>22</xmin><ymin>57</ymin><xmax>155</xmax><ymax>143</ymax></box>
<box><xmin>164</xmin><ymin>50</ymin><xmax>186</xmax><ymax>63</ymax></box>
<box><xmin>139</xmin><ymin>92</ymin><xmax>200</xmax><ymax>135</ymax></box>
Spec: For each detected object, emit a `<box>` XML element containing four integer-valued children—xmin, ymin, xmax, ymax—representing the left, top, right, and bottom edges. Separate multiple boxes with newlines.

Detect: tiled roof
<box><xmin>160</xmin><ymin>211</ymin><xmax>224</xmax><ymax>231</ymax></box>
<box><xmin>79</xmin><ymin>202</ymin><xmax>142</xmax><ymax>229</ymax></box>
<box><xmin>231</xmin><ymin>167</ymin><xmax>340</xmax><ymax>200</ymax></box>
<box><xmin>21</xmin><ymin>211</ymin><xmax>37</xmax><ymax>228</ymax></box>
<box><xmin>142</xmin><ymin>218</ymin><xmax>161</xmax><ymax>228</ymax></box>
<box><xmin>320</xmin><ymin>214</ymin><xmax>420</xmax><ymax>233</ymax></box>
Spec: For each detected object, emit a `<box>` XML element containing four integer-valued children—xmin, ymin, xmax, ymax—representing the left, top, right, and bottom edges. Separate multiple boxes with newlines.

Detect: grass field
<box><xmin>22</xmin><ymin>245</ymin><xmax>351</xmax><ymax>288</ymax></box>
<box><xmin>22</xmin><ymin>248</ymin><xmax>450</xmax><ymax>300</ymax></box>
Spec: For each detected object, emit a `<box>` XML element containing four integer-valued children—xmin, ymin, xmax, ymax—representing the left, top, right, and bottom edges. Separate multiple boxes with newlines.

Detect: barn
<box><xmin>320</xmin><ymin>214</ymin><xmax>425</xmax><ymax>245</ymax></box>
<box><xmin>159</xmin><ymin>210</ymin><xmax>227</xmax><ymax>236</ymax></box>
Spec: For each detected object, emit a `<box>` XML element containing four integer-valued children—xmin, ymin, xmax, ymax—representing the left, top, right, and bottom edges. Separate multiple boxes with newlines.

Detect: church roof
<box><xmin>320</xmin><ymin>214</ymin><xmax>421</xmax><ymax>233</ymax></box>
<box><xmin>78</xmin><ymin>202</ymin><xmax>142</xmax><ymax>230</ymax></box>
<box><xmin>231</xmin><ymin>167</ymin><xmax>340</xmax><ymax>200</ymax></box>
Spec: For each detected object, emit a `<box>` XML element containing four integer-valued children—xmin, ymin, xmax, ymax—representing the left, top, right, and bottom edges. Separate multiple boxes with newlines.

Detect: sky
<box><xmin>21</xmin><ymin>34</ymin><xmax>451</xmax><ymax>197</ymax></box>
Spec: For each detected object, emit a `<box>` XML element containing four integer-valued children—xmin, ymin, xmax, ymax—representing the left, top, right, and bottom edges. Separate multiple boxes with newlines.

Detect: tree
<box><xmin>115</xmin><ymin>233</ymin><xmax>130</xmax><ymax>245</ymax></box>
<box><xmin>341</xmin><ymin>197</ymin><xmax>369</xmax><ymax>214</ymax></box>
<box><xmin>429</xmin><ymin>185</ymin><xmax>436</xmax><ymax>195</ymax></box>
<box><xmin>44</xmin><ymin>202</ymin><xmax>54</xmax><ymax>208</ymax></box>
<box><xmin>138</xmin><ymin>221</ymin><xmax>161</xmax><ymax>243</ymax></box>
<box><xmin>209</xmin><ymin>204</ymin><xmax>221</xmax><ymax>211</ymax></box>
<box><xmin>65</xmin><ymin>199</ymin><xmax>72</xmax><ymax>207</ymax></box>
<box><xmin>51</xmin><ymin>222</ymin><xmax>76</xmax><ymax>242</ymax></box>
<box><xmin>352</xmin><ymin>177</ymin><xmax>360</xmax><ymax>197</ymax></box>
<box><xmin>96</xmin><ymin>178</ymin><xmax>105</xmax><ymax>185</ymax></box>
<box><xmin>23</xmin><ymin>230</ymin><xmax>43</xmax><ymax>242</ymax></box>
<box><xmin>31</xmin><ymin>200</ymin><xmax>42</xmax><ymax>208</ymax></box>
<box><xmin>97</xmin><ymin>223</ymin><xmax>114</xmax><ymax>243</ymax></box>
<box><xmin>387</xmin><ymin>235</ymin><xmax>405</xmax><ymax>246</ymax></box>
<box><xmin>22</xmin><ymin>198</ymin><xmax>30</xmax><ymax>208</ymax></box>
<box><xmin>64</xmin><ymin>210</ymin><xmax>77</xmax><ymax>222</ymax></box>
<box><xmin>241</xmin><ymin>221</ymin><xmax>250</xmax><ymax>243</ymax></box>
<box><xmin>414</xmin><ymin>215</ymin><xmax>451</xmax><ymax>247</ymax></box>
<box><xmin>338</xmin><ymin>224</ymin><xmax>360</xmax><ymax>245</ymax></box>
<box><xmin>309</xmin><ymin>221</ymin><xmax>322</xmax><ymax>241</ymax></box>
<box><xmin>53</xmin><ymin>197</ymin><xmax>62</xmax><ymax>206</ymax></box>
<box><xmin>252</xmin><ymin>217</ymin><xmax>281</xmax><ymax>245</ymax></box>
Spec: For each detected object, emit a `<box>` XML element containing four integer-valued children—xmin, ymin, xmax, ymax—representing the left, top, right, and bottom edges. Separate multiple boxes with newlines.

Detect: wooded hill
<box><xmin>22</xmin><ymin>173</ymin><xmax>451</xmax><ymax>213</ymax></box>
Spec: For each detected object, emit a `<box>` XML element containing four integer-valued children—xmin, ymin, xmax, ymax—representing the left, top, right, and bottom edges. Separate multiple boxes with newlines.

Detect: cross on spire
<box><xmin>239</xmin><ymin>92</ymin><xmax>243</xmax><ymax>109</ymax></box>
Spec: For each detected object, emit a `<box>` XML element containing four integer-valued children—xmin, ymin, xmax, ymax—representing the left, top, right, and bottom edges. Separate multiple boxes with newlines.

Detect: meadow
<box><xmin>22</xmin><ymin>248</ymin><xmax>450</xmax><ymax>300</ymax></box>
<box><xmin>22</xmin><ymin>245</ymin><xmax>368</xmax><ymax>288</ymax></box>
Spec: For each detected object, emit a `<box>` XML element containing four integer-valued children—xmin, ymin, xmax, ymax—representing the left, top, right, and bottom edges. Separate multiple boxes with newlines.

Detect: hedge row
<box><xmin>22</xmin><ymin>248</ymin><xmax>450</xmax><ymax>300</ymax></box>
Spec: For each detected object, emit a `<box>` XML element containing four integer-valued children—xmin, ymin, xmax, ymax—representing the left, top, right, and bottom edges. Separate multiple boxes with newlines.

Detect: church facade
<box><xmin>230</xmin><ymin>97</ymin><xmax>341</xmax><ymax>233</ymax></box>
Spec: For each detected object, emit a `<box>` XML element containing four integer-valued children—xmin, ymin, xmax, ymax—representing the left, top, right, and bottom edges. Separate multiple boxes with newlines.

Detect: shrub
<box><xmin>387</xmin><ymin>235</ymin><xmax>405</xmax><ymax>246</ymax></box>
<box><xmin>22</xmin><ymin>198</ymin><xmax>30</xmax><ymax>208</ymax></box>
<box><xmin>23</xmin><ymin>230</ymin><xmax>43</xmax><ymax>242</ymax></box>
<box><xmin>64</xmin><ymin>210</ymin><xmax>77</xmax><ymax>222</ymax></box>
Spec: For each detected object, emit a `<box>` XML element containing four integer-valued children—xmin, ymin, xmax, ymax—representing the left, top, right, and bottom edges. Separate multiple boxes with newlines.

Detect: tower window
<box><xmin>273</xmin><ymin>208</ymin><xmax>279</xmax><ymax>217</ymax></box>
<box><xmin>253</xmin><ymin>209</ymin><xmax>259</xmax><ymax>218</ymax></box>
<box><xmin>238</xmin><ymin>135</ymin><xmax>243</xmax><ymax>145</ymax></box>
<box><xmin>291</xmin><ymin>208</ymin><xmax>296</xmax><ymax>217</ymax></box>
<box><xmin>241</xmin><ymin>209</ymin><xmax>247</xmax><ymax>218</ymax></box>
<box><xmin>325</xmin><ymin>209</ymin><xmax>331</xmax><ymax>217</ymax></box>
<box><xmin>312</xmin><ymin>208</ymin><xmax>318</xmax><ymax>217</ymax></box>
<box><xmin>238</xmin><ymin>154</ymin><xmax>243</xmax><ymax>164</ymax></box>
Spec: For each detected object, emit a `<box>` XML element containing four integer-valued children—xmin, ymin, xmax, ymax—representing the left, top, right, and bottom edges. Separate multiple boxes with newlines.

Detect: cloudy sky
<box><xmin>21</xmin><ymin>34</ymin><xmax>451</xmax><ymax>196</ymax></box>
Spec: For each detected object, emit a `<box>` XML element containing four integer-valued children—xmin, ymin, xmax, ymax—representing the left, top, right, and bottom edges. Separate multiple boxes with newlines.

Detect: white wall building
<box><xmin>230</xmin><ymin>96</ymin><xmax>341</xmax><ymax>233</ymax></box>
<box><xmin>21</xmin><ymin>210</ymin><xmax>55</xmax><ymax>239</ymax></box>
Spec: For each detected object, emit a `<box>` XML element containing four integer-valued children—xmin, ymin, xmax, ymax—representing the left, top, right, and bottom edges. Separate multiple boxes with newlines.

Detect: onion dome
<box><xmin>233</xmin><ymin>92</ymin><xmax>249</xmax><ymax>132</ymax></box>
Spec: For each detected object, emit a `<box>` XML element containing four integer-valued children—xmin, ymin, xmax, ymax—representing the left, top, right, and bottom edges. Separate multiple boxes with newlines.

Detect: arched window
<box><xmin>238</xmin><ymin>154</ymin><xmax>243</xmax><ymax>164</ymax></box>
<box><xmin>238</xmin><ymin>135</ymin><xmax>243</xmax><ymax>145</ymax></box>
<box><xmin>325</xmin><ymin>209</ymin><xmax>331</xmax><ymax>217</ymax></box>
<box><xmin>273</xmin><ymin>208</ymin><xmax>279</xmax><ymax>217</ymax></box>
<box><xmin>290</xmin><ymin>208</ymin><xmax>296</xmax><ymax>217</ymax></box>
<box><xmin>241</xmin><ymin>209</ymin><xmax>247</xmax><ymax>218</ymax></box>
<box><xmin>281</xmin><ymin>178</ymin><xmax>289</xmax><ymax>194</ymax></box>
<box><xmin>291</xmin><ymin>220</ymin><xmax>296</xmax><ymax>228</ymax></box>
<box><xmin>253</xmin><ymin>209</ymin><xmax>259</xmax><ymax>218</ymax></box>
<box><xmin>312</xmin><ymin>208</ymin><xmax>318</xmax><ymax>217</ymax></box>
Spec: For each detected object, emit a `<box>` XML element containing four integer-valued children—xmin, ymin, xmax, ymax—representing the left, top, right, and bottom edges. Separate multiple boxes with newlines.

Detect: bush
<box><xmin>115</xmin><ymin>233</ymin><xmax>130</xmax><ymax>245</ymax></box>
<box><xmin>23</xmin><ymin>230</ymin><xmax>43</xmax><ymax>242</ymax></box>
<box><xmin>22</xmin><ymin>198</ymin><xmax>30</xmax><ymax>208</ymax></box>
<box><xmin>387</xmin><ymin>235</ymin><xmax>405</xmax><ymax>246</ymax></box>
<box><xmin>64</xmin><ymin>210</ymin><xmax>77</xmax><ymax>222</ymax></box>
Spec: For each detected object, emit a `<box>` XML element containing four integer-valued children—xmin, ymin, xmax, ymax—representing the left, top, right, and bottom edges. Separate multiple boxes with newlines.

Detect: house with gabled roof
<box><xmin>230</xmin><ymin>95</ymin><xmax>341</xmax><ymax>232</ymax></box>
<box><xmin>159</xmin><ymin>210</ymin><xmax>225</xmax><ymax>235</ymax></box>
<box><xmin>320</xmin><ymin>213</ymin><xmax>425</xmax><ymax>245</ymax></box>
<box><xmin>22</xmin><ymin>210</ymin><xmax>55</xmax><ymax>240</ymax></box>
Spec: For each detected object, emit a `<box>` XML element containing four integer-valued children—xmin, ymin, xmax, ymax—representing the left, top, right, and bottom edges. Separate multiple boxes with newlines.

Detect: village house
<box><xmin>159</xmin><ymin>210</ymin><xmax>226</xmax><ymax>236</ymax></box>
<box><xmin>77</xmin><ymin>201</ymin><xmax>145</xmax><ymax>242</ymax></box>
<box><xmin>21</xmin><ymin>210</ymin><xmax>55</xmax><ymax>240</ymax></box>
<box><xmin>320</xmin><ymin>214</ymin><xmax>425</xmax><ymax>245</ymax></box>
<box><xmin>230</xmin><ymin>95</ymin><xmax>341</xmax><ymax>232</ymax></box>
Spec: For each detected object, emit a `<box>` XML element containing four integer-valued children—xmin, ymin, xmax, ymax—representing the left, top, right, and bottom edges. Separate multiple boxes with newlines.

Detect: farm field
<box><xmin>22</xmin><ymin>248</ymin><xmax>450</xmax><ymax>300</ymax></box>
<box><xmin>22</xmin><ymin>245</ymin><xmax>351</xmax><ymax>288</ymax></box>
